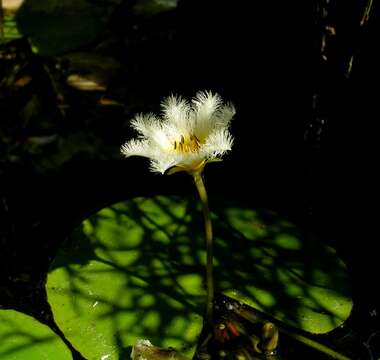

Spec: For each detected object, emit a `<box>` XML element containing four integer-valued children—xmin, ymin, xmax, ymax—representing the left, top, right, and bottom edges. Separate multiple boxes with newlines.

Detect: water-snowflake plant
<box><xmin>121</xmin><ymin>90</ymin><xmax>235</xmax><ymax>324</ymax></box>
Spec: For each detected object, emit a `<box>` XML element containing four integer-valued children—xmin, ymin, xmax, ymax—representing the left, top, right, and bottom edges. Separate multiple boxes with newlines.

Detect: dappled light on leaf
<box><xmin>0</xmin><ymin>309</ymin><xmax>72</xmax><ymax>360</ymax></box>
<box><xmin>46</xmin><ymin>196</ymin><xmax>352</xmax><ymax>359</ymax></box>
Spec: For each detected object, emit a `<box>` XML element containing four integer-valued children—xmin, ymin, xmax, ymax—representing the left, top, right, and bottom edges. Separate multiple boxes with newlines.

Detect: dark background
<box><xmin>1</xmin><ymin>0</ymin><xmax>379</xmax><ymax>357</ymax></box>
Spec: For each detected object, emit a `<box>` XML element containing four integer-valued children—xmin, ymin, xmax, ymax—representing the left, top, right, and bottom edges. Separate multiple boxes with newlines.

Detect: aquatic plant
<box><xmin>121</xmin><ymin>90</ymin><xmax>235</xmax><ymax>325</ymax></box>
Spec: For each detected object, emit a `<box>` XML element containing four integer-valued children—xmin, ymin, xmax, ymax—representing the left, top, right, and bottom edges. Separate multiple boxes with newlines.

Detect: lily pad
<box><xmin>134</xmin><ymin>0</ymin><xmax>178</xmax><ymax>16</ymax></box>
<box><xmin>0</xmin><ymin>309</ymin><xmax>72</xmax><ymax>360</ymax></box>
<box><xmin>46</xmin><ymin>195</ymin><xmax>353</xmax><ymax>359</ymax></box>
<box><xmin>14</xmin><ymin>0</ymin><xmax>113</xmax><ymax>55</ymax></box>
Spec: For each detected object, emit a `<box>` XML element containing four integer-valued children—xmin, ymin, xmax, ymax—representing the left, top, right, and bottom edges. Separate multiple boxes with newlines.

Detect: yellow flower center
<box><xmin>173</xmin><ymin>134</ymin><xmax>201</xmax><ymax>153</ymax></box>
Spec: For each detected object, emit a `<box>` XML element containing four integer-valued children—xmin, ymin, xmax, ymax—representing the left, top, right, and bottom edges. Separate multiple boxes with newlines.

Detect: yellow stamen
<box><xmin>173</xmin><ymin>134</ymin><xmax>201</xmax><ymax>153</ymax></box>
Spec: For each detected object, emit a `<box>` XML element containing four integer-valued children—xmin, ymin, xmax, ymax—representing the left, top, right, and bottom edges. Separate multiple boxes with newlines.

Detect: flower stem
<box><xmin>193</xmin><ymin>171</ymin><xmax>214</xmax><ymax>325</ymax></box>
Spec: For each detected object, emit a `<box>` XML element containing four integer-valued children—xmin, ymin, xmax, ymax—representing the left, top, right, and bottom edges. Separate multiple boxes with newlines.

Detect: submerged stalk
<box><xmin>234</xmin><ymin>304</ymin><xmax>351</xmax><ymax>360</ymax></box>
<box><xmin>193</xmin><ymin>171</ymin><xmax>214</xmax><ymax>325</ymax></box>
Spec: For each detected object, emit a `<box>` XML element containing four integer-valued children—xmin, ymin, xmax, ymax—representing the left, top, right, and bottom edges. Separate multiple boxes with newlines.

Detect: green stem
<box><xmin>193</xmin><ymin>171</ymin><xmax>214</xmax><ymax>325</ymax></box>
<box><xmin>0</xmin><ymin>0</ymin><xmax>4</xmax><ymax>43</ymax></box>
<box><xmin>279</xmin><ymin>328</ymin><xmax>351</xmax><ymax>360</ymax></box>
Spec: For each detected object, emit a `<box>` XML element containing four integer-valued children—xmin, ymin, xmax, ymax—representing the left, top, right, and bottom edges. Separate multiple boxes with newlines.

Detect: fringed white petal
<box><xmin>192</xmin><ymin>90</ymin><xmax>222</xmax><ymax>139</ymax></box>
<box><xmin>150</xmin><ymin>150</ymin><xmax>204</xmax><ymax>174</ymax></box>
<box><xmin>202</xmin><ymin>129</ymin><xmax>233</xmax><ymax>158</ymax></box>
<box><xmin>150</xmin><ymin>127</ymin><xmax>172</xmax><ymax>151</ymax></box>
<box><xmin>160</xmin><ymin>122</ymin><xmax>183</xmax><ymax>145</ymax></box>
<box><xmin>161</xmin><ymin>95</ymin><xmax>192</xmax><ymax>133</ymax></box>
<box><xmin>149</xmin><ymin>153</ymin><xmax>177</xmax><ymax>174</ymax></box>
<box><xmin>213</xmin><ymin>103</ymin><xmax>236</xmax><ymax>128</ymax></box>
<box><xmin>120</xmin><ymin>139</ymin><xmax>152</xmax><ymax>158</ymax></box>
<box><xmin>130</xmin><ymin>113</ymin><xmax>160</xmax><ymax>138</ymax></box>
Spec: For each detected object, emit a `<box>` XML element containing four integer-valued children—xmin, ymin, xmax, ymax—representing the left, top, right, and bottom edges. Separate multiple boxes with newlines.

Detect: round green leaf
<box><xmin>134</xmin><ymin>0</ymin><xmax>178</xmax><ymax>16</ymax></box>
<box><xmin>14</xmin><ymin>0</ymin><xmax>110</xmax><ymax>55</ymax></box>
<box><xmin>0</xmin><ymin>309</ymin><xmax>72</xmax><ymax>360</ymax></box>
<box><xmin>46</xmin><ymin>196</ymin><xmax>352</xmax><ymax>359</ymax></box>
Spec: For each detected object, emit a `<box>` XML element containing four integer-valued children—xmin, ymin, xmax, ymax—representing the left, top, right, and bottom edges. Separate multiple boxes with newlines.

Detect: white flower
<box><xmin>121</xmin><ymin>91</ymin><xmax>235</xmax><ymax>174</ymax></box>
